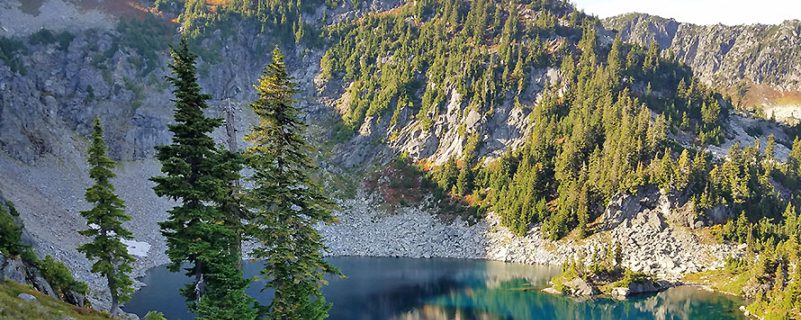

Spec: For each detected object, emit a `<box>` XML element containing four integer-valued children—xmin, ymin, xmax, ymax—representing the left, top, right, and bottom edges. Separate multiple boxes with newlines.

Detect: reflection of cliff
<box><xmin>322</xmin><ymin>258</ymin><xmax>558</xmax><ymax>320</ymax></box>
<box><xmin>413</xmin><ymin>280</ymin><xmax>745</xmax><ymax>320</ymax></box>
<box><xmin>127</xmin><ymin>258</ymin><xmax>745</xmax><ymax>320</ymax></box>
<box><xmin>631</xmin><ymin>286</ymin><xmax>745</xmax><ymax>320</ymax></box>
<box><xmin>451</xmin><ymin>261</ymin><xmax>558</xmax><ymax>289</ymax></box>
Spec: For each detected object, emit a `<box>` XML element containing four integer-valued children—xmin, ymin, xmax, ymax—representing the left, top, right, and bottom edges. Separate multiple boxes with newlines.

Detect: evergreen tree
<box><xmin>607</xmin><ymin>35</ymin><xmax>623</xmax><ymax>81</ymax></box>
<box><xmin>789</xmin><ymin>138</ymin><xmax>801</xmax><ymax>177</ymax></box>
<box><xmin>78</xmin><ymin>118</ymin><xmax>134</xmax><ymax>317</ymax></box>
<box><xmin>764</xmin><ymin>134</ymin><xmax>776</xmax><ymax>178</ymax></box>
<box><xmin>245</xmin><ymin>48</ymin><xmax>341</xmax><ymax>319</ymax></box>
<box><xmin>151</xmin><ymin>39</ymin><xmax>255</xmax><ymax>319</ymax></box>
<box><xmin>456</xmin><ymin>164</ymin><xmax>473</xmax><ymax>196</ymax></box>
<box><xmin>675</xmin><ymin>149</ymin><xmax>692</xmax><ymax>190</ymax></box>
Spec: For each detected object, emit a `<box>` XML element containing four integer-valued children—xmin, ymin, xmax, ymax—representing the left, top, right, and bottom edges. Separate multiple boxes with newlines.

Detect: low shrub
<box><xmin>39</xmin><ymin>255</ymin><xmax>89</xmax><ymax>295</ymax></box>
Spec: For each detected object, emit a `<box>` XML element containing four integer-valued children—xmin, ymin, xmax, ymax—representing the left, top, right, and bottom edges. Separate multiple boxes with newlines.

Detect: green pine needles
<box><xmin>152</xmin><ymin>42</ymin><xmax>340</xmax><ymax>319</ymax></box>
<box><xmin>151</xmin><ymin>39</ymin><xmax>255</xmax><ymax>320</ymax></box>
<box><xmin>78</xmin><ymin>118</ymin><xmax>134</xmax><ymax>317</ymax></box>
<box><xmin>244</xmin><ymin>48</ymin><xmax>341</xmax><ymax>319</ymax></box>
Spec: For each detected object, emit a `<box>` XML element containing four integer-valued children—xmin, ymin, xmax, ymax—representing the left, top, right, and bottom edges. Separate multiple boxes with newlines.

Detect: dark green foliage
<box><xmin>244</xmin><ymin>48</ymin><xmax>340</xmax><ymax>319</ymax></box>
<box><xmin>615</xmin><ymin>269</ymin><xmax>653</xmax><ymax>287</ymax></box>
<box><xmin>154</xmin><ymin>0</ymin><xmax>184</xmax><ymax>15</ymax></box>
<box><xmin>171</xmin><ymin>0</ymin><xmax>336</xmax><ymax>45</ymax></box>
<box><xmin>39</xmin><ymin>256</ymin><xmax>89</xmax><ymax>296</ymax></box>
<box><xmin>717</xmin><ymin>202</ymin><xmax>801</xmax><ymax>319</ymax></box>
<box><xmin>469</xmin><ymin>26</ymin><xmax>688</xmax><ymax>239</ymax></box>
<box><xmin>144</xmin><ymin>311</ymin><xmax>168</xmax><ymax>320</ymax></box>
<box><xmin>552</xmin><ymin>242</ymin><xmax>649</xmax><ymax>294</ymax></box>
<box><xmin>0</xmin><ymin>197</ymin><xmax>88</xmax><ymax>297</ymax></box>
<box><xmin>0</xmin><ymin>37</ymin><xmax>28</xmax><ymax>74</ymax></box>
<box><xmin>775</xmin><ymin>137</ymin><xmax>801</xmax><ymax>190</ymax></box>
<box><xmin>29</xmin><ymin>29</ymin><xmax>74</xmax><ymax>50</ymax></box>
<box><xmin>77</xmin><ymin>118</ymin><xmax>134</xmax><ymax>315</ymax></box>
<box><xmin>151</xmin><ymin>39</ymin><xmax>255</xmax><ymax>320</ymax></box>
<box><xmin>319</xmin><ymin>0</ymin><xmax>738</xmax><ymax>241</ymax></box>
<box><xmin>322</xmin><ymin>0</ymin><xmax>580</xmax><ymax>130</ymax></box>
<box><xmin>0</xmin><ymin>199</ymin><xmax>25</xmax><ymax>256</ymax></box>
<box><xmin>702</xmin><ymin>141</ymin><xmax>801</xmax><ymax>318</ymax></box>
<box><xmin>116</xmin><ymin>14</ymin><xmax>173</xmax><ymax>73</ymax></box>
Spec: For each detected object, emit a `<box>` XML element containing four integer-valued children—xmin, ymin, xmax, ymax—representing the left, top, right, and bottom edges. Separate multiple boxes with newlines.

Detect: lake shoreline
<box><xmin>126</xmin><ymin>257</ymin><xmax>748</xmax><ymax>320</ymax></box>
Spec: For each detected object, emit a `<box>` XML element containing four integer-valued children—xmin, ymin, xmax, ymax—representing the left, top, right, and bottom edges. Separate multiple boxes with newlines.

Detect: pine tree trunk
<box><xmin>110</xmin><ymin>296</ymin><xmax>119</xmax><ymax>317</ymax></box>
<box><xmin>194</xmin><ymin>261</ymin><xmax>206</xmax><ymax>298</ymax></box>
<box><xmin>109</xmin><ymin>273</ymin><xmax>119</xmax><ymax>317</ymax></box>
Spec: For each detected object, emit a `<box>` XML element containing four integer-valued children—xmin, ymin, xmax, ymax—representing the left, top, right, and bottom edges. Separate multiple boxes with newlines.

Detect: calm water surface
<box><xmin>125</xmin><ymin>257</ymin><xmax>745</xmax><ymax>320</ymax></box>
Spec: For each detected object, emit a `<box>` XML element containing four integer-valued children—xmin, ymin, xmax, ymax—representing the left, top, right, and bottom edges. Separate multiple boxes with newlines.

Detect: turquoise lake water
<box><xmin>125</xmin><ymin>257</ymin><xmax>745</xmax><ymax>319</ymax></box>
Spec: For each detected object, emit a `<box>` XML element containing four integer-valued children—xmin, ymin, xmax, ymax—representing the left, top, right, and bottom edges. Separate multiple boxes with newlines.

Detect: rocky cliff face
<box><xmin>604</xmin><ymin>14</ymin><xmax>801</xmax><ymax>92</ymax></box>
<box><xmin>604</xmin><ymin>13</ymin><xmax>801</xmax><ymax>121</ymax></box>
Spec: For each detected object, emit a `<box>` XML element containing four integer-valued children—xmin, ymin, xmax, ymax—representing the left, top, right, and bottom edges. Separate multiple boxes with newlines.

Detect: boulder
<box><xmin>564</xmin><ymin>277</ymin><xmax>599</xmax><ymax>297</ymax></box>
<box><xmin>17</xmin><ymin>293</ymin><xmax>37</xmax><ymax>302</ymax></box>
<box><xmin>702</xmin><ymin>205</ymin><xmax>732</xmax><ymax>226</ymax></box>
<box><xmin>31</xmin><ymin>270</ymin><xmax>59</xmax><ymax>299</ymax></box>
<box><xmin>628</xmin><ymin>281</ymin><xmax>661</xmax><ymax>294</ymax></box>
<box><xmin>601</xmin><ymin>187</ymin><xmax>662</xmax><ymax>230</ymax></box>
<box><xmin>610</xmin><ymin>287</ymin><xmax>630</xmax><ymax>299</ymax></box>
<box><xmin>2</xmin><ymin>257</ymin><xmax>28</xmax><ymax>284</ymax></box>
<box><xmin>64</xmin><ymin>290</ymin><xmax>86</xmax><ymax>308</ymax></box>
<box><xmin>610</xmin><ymin>280</ymin><xmax>667</xmax><ymax>299</ymax></box>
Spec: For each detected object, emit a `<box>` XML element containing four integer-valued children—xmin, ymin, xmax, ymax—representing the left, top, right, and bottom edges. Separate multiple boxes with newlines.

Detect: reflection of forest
<box><xmin>128</xmin><ymin>258</ymin><xmax>745</xmax><ymax>320</ymax></box>
<box><xmin>393</xmin><ymin>304</ymin><xmax>501</xmax><ymax>320</ymax></box>
<box><xmin>632</xmin><ymin>286</ymin><xmax>745</xmax><ymax>320</ymax></box>
<box><xmin>399</xmin><ymin>280</ymin><xmax>745</xmax><ymax>320</ymax></box>
<box><xmin>459</xmin><ymin>260</ymin><xmax>559</xmax><ymax>288</ymax></box>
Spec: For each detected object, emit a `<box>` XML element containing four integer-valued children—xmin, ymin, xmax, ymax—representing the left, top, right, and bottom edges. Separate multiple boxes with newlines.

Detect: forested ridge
<box><xmin>317</xmin><ymin>1</ymin><xmax>801</xmax><ymax>317</ymax></box>
<box><xmin>302</xmin><ymin>0</ymin><xmax>729</xmax><ymax>237</ymax></box>
<box><xmin>129</xmin><ymin>0</ymin><xmax>801</xmax><ymax>318</ymax></box>
<box><xmin>1</xmin><ymin>0</ymin><xmax>800</xmax><ymax>319</ymax></box>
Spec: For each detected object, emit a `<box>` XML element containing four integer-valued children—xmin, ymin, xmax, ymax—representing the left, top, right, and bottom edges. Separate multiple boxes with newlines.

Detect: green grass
<box><xmin>0</xmin><ymin>281</ymin><xmax>111</xmax><ymax>320</ymax></box>
<box><xmin>549</xmin><ymin>266</ymin><xmax>579</xmax><ymax>294</ymax></box>
<box><xmin>683</xmin><ymin>269</ymin><xmax>750</xmax><ymax>296</ymax></box>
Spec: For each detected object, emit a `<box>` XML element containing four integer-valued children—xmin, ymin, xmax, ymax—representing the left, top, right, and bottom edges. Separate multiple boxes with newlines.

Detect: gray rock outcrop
<box><xmin>563</xmin><ymin>277</ymin><xmax>599</xmax><ymax>297</ymax></box>
<box><xmin>318</xmin><ymin>189</ymin><xmax>740</xmax><ymax>283</ymax></box>
<box><xmin>1</xmin><ymin>255</ymin><xmax>28</xmax><ymax>284</ymax></box>
<box><xmin>611</xmin><ymin>280</ymin><xmax>671</xmax><ymax>299</ymax></box>
<box><xmin>604</xmin><ymin>14</ymin><xmax>801</xmax><ymax>92</ymax></box>
<box><xmin>17</xmin><ymin>293</ymin><xmax>37</xmax><ymax>302</ymax></box>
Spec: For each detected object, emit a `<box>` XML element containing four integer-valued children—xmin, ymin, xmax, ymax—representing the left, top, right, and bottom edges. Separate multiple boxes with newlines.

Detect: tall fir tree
<box><xmin>151</xmin><ymin>39</ymin><xmax>255</xmax><ymax>320</ymax></box>
<box><xmin>245</xmin><ymin>48</ymin><xmax>340</xmax><ymax>319</ymax></box>
<box><xmin>78</xmin><ymin>118</ymin><xmax>134</xmax><ymax>317</ymax></box>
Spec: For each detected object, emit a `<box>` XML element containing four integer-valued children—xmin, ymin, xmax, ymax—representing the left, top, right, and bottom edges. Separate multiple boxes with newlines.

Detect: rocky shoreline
<box><xmin>320</xmin><ymin>189</ymin><xmax>740</xmax><ymax>282</ymax></box>
<box><xmin>8</xmin><ymin>179</ymin><xmax>743</xmax><ymax>312</ymax></box>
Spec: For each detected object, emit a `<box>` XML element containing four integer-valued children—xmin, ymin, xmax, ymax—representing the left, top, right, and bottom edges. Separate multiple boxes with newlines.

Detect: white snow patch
<box><xmin>122</xmin><ymin>240</ymin><xmax>151</xmax><ymax>258</ymax></box>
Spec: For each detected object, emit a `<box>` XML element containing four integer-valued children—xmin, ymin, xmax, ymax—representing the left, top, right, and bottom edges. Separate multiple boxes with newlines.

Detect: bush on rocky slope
<box><xmin>0</xmin><ymin>199</ymin><xmax>25</xmax><ymax>257</ymax></box>
<box><xmin>0</xmin><ymin>281</ymin><xmax>110</xmax><ymax>320</ymax></box>
<box><xmin>0</xmin><ymin>194</ymin><xmax>88</xmax><ymax>303</ymax></box>
<box><xmin>0</xmin><ymin>36</ymin><xmax>27</xmax><ymax>74</ymax></box>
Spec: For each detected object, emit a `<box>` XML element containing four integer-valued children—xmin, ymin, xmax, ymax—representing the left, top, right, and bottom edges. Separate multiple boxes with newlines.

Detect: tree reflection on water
<box><xmin>127</xmin><ymin>257</ymin><xmax>744</xmax><ymax>320</ymax></box>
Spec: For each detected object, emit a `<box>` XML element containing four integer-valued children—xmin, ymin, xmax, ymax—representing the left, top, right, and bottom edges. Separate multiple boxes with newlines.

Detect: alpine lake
<box><xmin>125</xmin><ymin>257</ymin><xmax>745</xmax><ymax>320</ymax></box>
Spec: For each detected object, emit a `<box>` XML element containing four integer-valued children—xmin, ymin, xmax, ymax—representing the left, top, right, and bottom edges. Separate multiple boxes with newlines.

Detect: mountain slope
<box><xmin>604</xmin><ymin>13</ymin><xmax>801</xmax><ymax>122</ymax></box>
<box><xmin>0</xmin><ymin>1</ymin><xmax>800</xmax><ymax>317</ymax></box>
